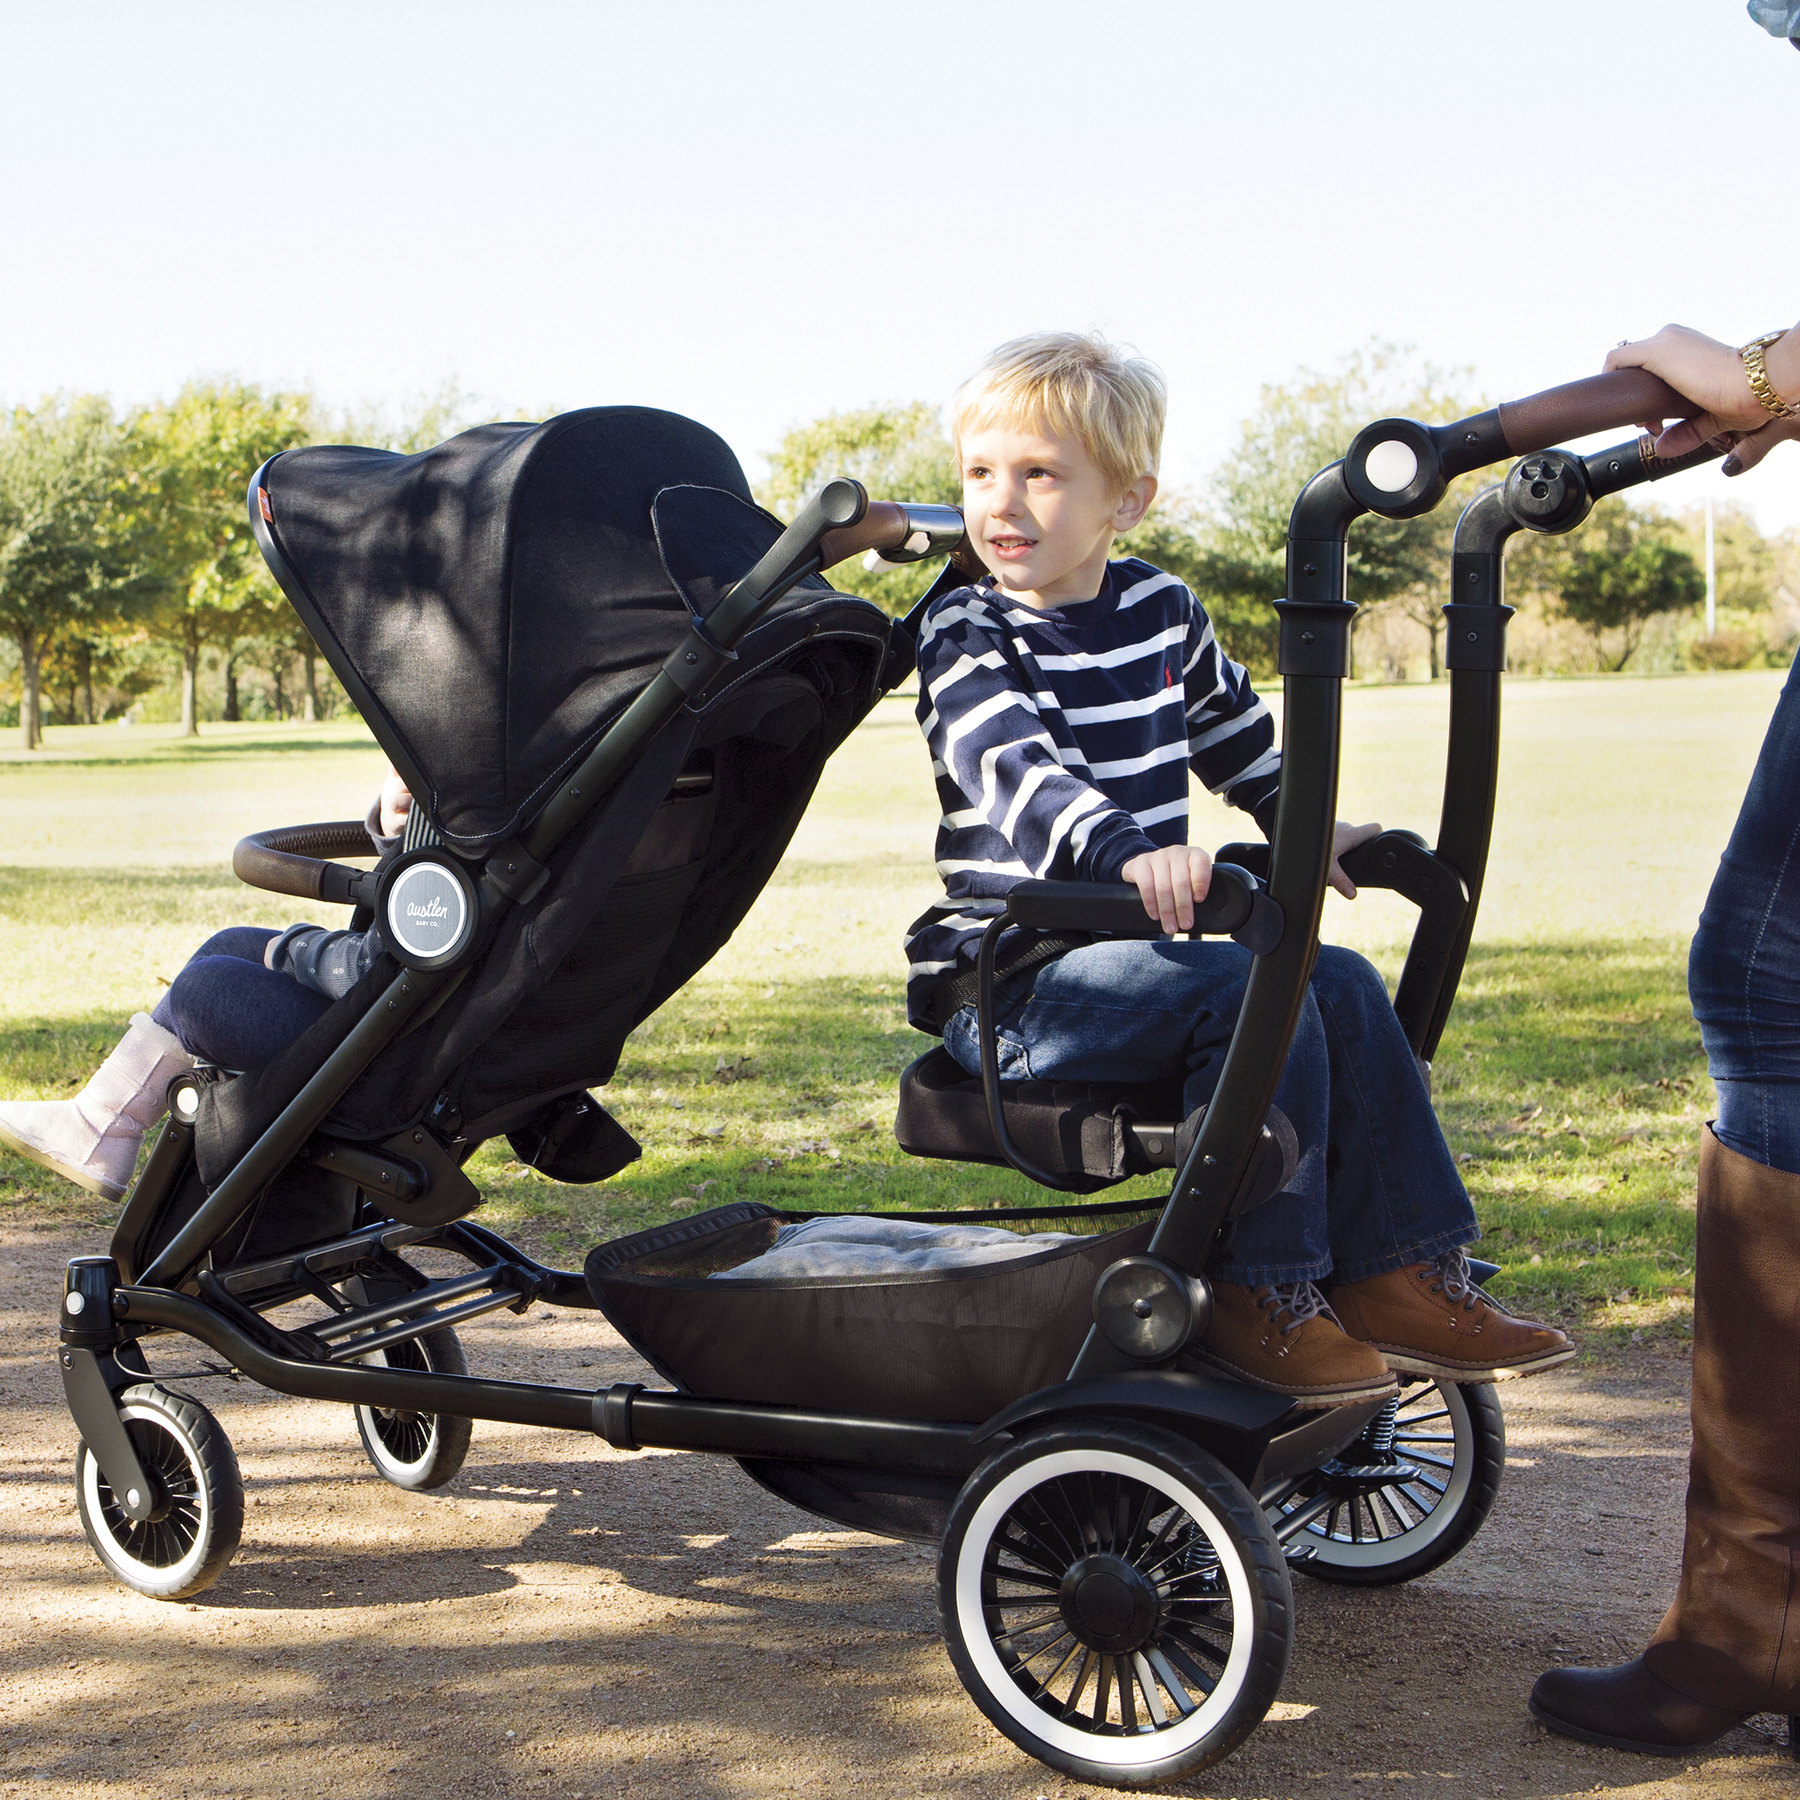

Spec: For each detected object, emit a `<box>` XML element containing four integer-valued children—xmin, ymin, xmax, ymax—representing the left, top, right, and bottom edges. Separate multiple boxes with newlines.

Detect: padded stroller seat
<box><xmin>894</xmin><ymin>1045</ymin><xmax>1184</xmax><ymax>1194</ymax></box>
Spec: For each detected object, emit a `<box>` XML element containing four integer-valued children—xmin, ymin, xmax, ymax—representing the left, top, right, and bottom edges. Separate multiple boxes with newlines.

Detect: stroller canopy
<box><xmin>258</xmin><ymin>406</ymin><xmax>849</xmax><ymax>852</ymax></box>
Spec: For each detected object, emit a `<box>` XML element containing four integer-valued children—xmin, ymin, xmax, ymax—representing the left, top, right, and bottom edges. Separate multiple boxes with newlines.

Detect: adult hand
<box><xmin>1607</xmin><ymin>323</ymin><xmax>1800</xmax><ymax>472</ymax></box>
<box><xmin>378</xmin><ymin>765</ymin><xmax>414</xmax><ymax>840</ymax></box>
<box><xmin>1329</xmin><ymin>820</ymin><xmax>1382</xmax><ymax>900</ymax></box>
<box><xmin>1122</xmin><ymin>844</ymin><xmax>1212</xmax><ymax>934</ymax></box>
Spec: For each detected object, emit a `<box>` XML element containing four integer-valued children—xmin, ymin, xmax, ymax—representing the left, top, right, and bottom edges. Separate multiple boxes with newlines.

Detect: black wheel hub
<box><xmin>1059</xmin><ymin>1553</ymin><xmax>1161</xmax><ymax>1655</ymax></box>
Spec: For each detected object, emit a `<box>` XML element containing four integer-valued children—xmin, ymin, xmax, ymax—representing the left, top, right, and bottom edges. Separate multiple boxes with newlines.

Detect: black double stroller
<box><xmin>56</xmin><ymin>374</ymin><xmax>1717</xmax><ymax>1787</ymax></box>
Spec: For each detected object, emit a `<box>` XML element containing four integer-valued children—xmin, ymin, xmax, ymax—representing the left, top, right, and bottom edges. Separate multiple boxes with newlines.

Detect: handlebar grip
<box><xmin>1497</xmin><ymin>369</ymin><xmax>1692</xmax><ymax>457</ymax></box>
<box><xmin>233</xmin><ymin>822</ymin><xmax>377</xmax><ymax>905</ymax></box>
<box><xmin>819</xmin><ymin>502</ymin><xmax>911</xmax><ymax>571</ymax></box>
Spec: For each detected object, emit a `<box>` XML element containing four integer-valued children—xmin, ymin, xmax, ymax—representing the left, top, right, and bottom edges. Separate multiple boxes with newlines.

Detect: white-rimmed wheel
<box><xmin>354</xmin><ymin>1325</ymin><xmax>473</xmax><ymax>1491</ymax></box>
<box><xmin>75</xmin><ymin>1384</ymin><xmax>243</xmax><ymax>1599</ymax></box>
<box><xmin>937</xmin><ymin>1420</ymin><xmax>1292</xmax><ymax>1789</ymax></box>
<box><xmin>1265</xmin><ymin>1377</ymin><xmax>1504</xmax><ymax>1586</ymax></box>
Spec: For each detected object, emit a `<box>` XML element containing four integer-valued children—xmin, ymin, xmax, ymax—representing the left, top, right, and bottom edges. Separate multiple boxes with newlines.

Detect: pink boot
<box><xmin>0</xmin><ymin>1015</ymin><xmax>193</xmax><ymax>1201</ymax></box>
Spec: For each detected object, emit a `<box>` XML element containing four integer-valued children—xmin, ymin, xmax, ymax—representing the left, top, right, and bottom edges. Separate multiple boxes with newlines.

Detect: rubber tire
<box><xmin>937</xmin><ymin>1419</ymin><xmax>1293</xmax><ymax>1790</ymax></box>
<box><xmin>1286</xmin><ymin>1378</ymin><xmax>1505</xmax><ymax>1588</ymax></box>
<box><xmin>75</xmin><ymin>1384</ymin><xmax>243</xmax><ymax>1600</ymax></box>
<box><xmin>354</xmin><ymin>1325</ymin><xmax>473</xmax><ymax>1491</ymax></box>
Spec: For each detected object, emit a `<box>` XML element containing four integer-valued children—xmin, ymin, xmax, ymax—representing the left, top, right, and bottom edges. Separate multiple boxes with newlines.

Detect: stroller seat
<box><xmin>895</xmin><ymin>1045</ymin><xmax>1184</xmax><ymax>1193</ymax></box>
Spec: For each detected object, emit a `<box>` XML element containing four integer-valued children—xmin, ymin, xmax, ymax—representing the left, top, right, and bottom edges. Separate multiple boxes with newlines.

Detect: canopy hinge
<box><xmin>662</xmin><ymin>618</ymin><xmax>738</xmax><ymax>697</ymax></box>
<box><xmin>485</xmin><ymin>839</ymin><xmax>550</xmax><ymax>905</ymax></box>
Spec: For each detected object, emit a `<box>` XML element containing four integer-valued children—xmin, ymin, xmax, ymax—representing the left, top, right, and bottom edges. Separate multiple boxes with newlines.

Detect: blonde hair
<box><xmin>951</xmin><ymin>331</ymin><xmax>1166</xmax><ymax>498</ymax></box>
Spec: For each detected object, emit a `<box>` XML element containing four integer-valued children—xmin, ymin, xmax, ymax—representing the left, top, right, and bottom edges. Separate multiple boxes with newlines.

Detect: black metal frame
<box><xmin>60</xmin><ymin>403</ymin><xmax>1729</xmax><ymax>1595</ymax></box>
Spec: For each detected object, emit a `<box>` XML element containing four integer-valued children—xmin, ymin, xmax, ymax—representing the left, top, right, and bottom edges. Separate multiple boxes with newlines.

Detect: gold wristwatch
<box><xmin>1741</xmin><ymin>331</ymin><xmax>1800</xmax><ymax>420</ymax></box>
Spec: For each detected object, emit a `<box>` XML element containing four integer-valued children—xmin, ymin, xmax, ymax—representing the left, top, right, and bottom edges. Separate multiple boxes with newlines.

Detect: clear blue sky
<box><xmin>4</xmin><ymin>0</ymin><xmax>1797</xmax><ymax>529</ymax></box>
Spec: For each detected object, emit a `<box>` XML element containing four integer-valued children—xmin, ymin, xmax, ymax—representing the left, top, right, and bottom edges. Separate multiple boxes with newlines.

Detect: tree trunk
<box><xmin>272</xmin><ymin>663</ymin><xmax>286</xmax><ymax>719</ymax></box>
<box><xmin>76</xmin><ymin>642</ymin><xmax>95</xmax><ymax>725</ymax></box>
<box><xmin>223</xmin><ymin>652</ymin><xmax>240</xmax><ymax>723</ymax></box>
<box><xmin>1427</xmin><ymin>617</ymin><xmax>1441</xmax><ymax>681</ymax></box>
<box><xmin>302</xmin><ymin>650</ymin><xmax>320</xmax><ymax>723</ymax></box>
<box><xmin>180</xmin><ymin>628</ymin><xmax>201</xmax><ymax>738</ymax></box>
<box><xmin>17</xmin><ymin>628</ymin><xmax>41</xmax><ymax>751</ymax></box>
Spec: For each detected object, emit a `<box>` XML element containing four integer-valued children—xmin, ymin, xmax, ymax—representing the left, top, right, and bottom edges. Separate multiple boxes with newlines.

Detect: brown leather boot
<box><xmin>1330</xmin><ymin>1250</ymin><xmax>1575</xmax><ymax>1381</ymax></box>
<box><xmin>1531</xmin><ymin>1128</ymin><xmax>1800</xmax><ymax>1752</ymax></box>
<box><xmin>1193</xmin><ymin>1280</ymin><xmax>1397</xmax><ymax>1407</ymax></box>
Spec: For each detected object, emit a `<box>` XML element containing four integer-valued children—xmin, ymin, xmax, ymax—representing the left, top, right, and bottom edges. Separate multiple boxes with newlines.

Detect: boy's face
<box><xmin>959</xmin><ymin>421</ymin><xmax>1155</xmax><ymax>609</ymax></box>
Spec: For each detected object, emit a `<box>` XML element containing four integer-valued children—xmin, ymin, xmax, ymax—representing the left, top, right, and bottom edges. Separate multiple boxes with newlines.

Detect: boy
<box><xmin>908</xmin><ymin>331</ymin><xmax>1572</xmax><ymax>1403</ymax></box>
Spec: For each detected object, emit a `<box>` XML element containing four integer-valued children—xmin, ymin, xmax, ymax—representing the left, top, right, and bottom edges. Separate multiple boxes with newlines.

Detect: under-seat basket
<box><xmin>893</xmin><ymin>1044</ymin><xmax>1184</xmax><ymax>1193</ymax></box>
<box><xmin>584</xmin><ymin>1201</ymin><xmax>1154</xmax><ymax>1425</ymax></box>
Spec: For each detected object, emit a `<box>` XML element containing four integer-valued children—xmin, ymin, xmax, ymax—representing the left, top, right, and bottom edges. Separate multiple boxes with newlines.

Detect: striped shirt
<box><xmin>904</xmin><ymin>557</ymin><xmax>1280</xmax><ymax>1029</ymax></box>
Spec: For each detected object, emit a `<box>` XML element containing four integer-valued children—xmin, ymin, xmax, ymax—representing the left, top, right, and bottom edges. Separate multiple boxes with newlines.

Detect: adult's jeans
<box><xmin>151</xmin><ymin>927</ymin><xmax>332</xmax><ymax>1070</ymax></box>
<box><xmin>1689</xmin><ymin>656</ymin><xmax>1800</xmax><ymax>1174</ymax></box>
<box><xmin>943</xmin><ymin>937</ymin><xmax>1476</xmax><ymax>1287</ymax></box>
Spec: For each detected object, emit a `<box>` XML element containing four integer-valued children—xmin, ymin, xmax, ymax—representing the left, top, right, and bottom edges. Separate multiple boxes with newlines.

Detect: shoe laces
<box><xmin>1257</xmin><ymin>1280</ymin><xmax>1334</xmax><ymax>1335</ymax></box>
<box><xmin>1426</xmin><ymin>1249</ymin><xmax>1481</xmax><ymax>1313</ymax></box>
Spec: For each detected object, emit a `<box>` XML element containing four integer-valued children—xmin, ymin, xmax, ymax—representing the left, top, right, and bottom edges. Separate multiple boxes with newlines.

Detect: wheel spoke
<box><xmin>1093</xmin><ymin>1653</ymin><xmax>1115</xmax><ymax>1730</ymax></box>
<box><xmin>1145</xmin><ymin>1647</ymin><xmax>1200</xmax><ymax>1717</ymax></box>
<box><xmin>1059</xmin><ymin>1648</ymin><xmax>1095</xmax><ymax>1720</ymax></box>
<box><xmin>984</xmin><ymin>1556</ymin><xmax>1061</xmax><ymax>1593</ymax></box>
<box><xmin>992</xmin><ymin>1610</ymin><xmax>1064</xmax><ymax>1643</ymax></box>
<box><xmin>1131</xmin><ymin>1652</ymin><xmax>1170</xmax><ymax>1727</ymax></box>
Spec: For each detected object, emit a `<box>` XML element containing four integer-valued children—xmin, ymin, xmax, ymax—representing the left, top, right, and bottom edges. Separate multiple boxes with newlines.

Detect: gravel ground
<box><xmin>5</xmin><ymin>1217</ymin><xmax>1799</xmax><ymax>1800</ymax></box>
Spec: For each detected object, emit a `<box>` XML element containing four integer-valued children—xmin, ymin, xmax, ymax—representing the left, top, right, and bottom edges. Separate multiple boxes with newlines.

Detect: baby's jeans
<box><xmin>151</xmin><ymin>927</ymin><xmax>332</xmax><ymax>1070</ymax></box>
<box><xmin>943</xmin><ymin>937</ymin><xmax>1476</xmax><ymax>1287</ymax></box>
<box><xmin>1689</xmin><ymin>656</ymin><xmax>1800</xmax><ymax>1173</ymax></box>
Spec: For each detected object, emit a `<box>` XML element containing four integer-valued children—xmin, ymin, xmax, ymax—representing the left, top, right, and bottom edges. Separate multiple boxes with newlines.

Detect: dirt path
<box><xmin>4</xmin><ymin>1217</ymin><xmax>1798</xmax><ymax>1800</ymax></box>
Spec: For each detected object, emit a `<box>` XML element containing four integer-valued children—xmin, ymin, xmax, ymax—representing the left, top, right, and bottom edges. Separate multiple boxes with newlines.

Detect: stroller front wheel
<box><xmin>937</xmin><ymin>1419</ymin><xmax>1293</xmax><ymax>1789</ymax></box>
<box><xmin>75</xmin><ymin>1384</ymin><xmax>244</xmax><ymax>1599</ymax></box>
<box><xmin>354</xmin><ymin>1325</ymin><xmax>474</xmax><ymax>1491</ymax></box>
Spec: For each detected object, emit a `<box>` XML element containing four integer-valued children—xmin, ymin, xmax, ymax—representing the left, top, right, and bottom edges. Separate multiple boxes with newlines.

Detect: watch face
<box><xmin>386</xmin><ymin>862</ymin><xmax>469</xmax><ymax>962</ymax></box>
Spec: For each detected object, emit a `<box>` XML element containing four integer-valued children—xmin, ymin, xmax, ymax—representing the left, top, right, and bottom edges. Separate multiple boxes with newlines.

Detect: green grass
<box><xmin>0</xmin><ymin>676</ymin><xmax>1785</xmax><ymax>1350</ymax></box>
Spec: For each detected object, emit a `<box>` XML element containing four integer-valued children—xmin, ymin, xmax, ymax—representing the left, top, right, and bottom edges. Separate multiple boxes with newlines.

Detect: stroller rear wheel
<box><xmin>1264</xmin><ymin>1377</ymin><xmax>1504</xmax><ymax>1586</ymax></box>
<box><xmin>354</xmin><ymin>1326</ymin><xmax>473</xmax><ymax>1491</ymax></box>
<box><xmin>937</xmin><ymin>1419</ymin><xmax>1292</xmax><ymax>1789</ymax></box>
<box><xmin>75</xmin><ymin>1384</ymin><xmax>243</xmax><ymax>1599</ymax></box>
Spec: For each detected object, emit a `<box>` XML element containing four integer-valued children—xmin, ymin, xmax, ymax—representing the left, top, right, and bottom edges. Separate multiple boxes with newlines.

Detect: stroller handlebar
<box><xmin>234</xmin><ymin>822</ymin><xmax>378</xmax><ymax>907</ymax></box>
<box><xmin>1494</xmin><ymin>368</ymin><xmax>1691</xmax><ymax>458</ymax></box>
<box><xmin>819</xmin><ymin>501</ymin><xmax>966</xmax><ymax>574</ymax></box>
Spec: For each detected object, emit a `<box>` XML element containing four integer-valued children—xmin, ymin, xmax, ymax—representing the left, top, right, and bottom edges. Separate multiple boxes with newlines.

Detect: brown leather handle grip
<box><xmin>1498</xmin><ymin>369</ymin><xmax>1692</xmax><ymax>457</ymax></box>
<box><xmin>818</xmin><ymin>501</ymin><xmax>911</xmax><ymax>571</ymax></box>
<box><xmin>233</xmin><ymin>821</ymin><xmax>376</xmax><ymax>903</ymax></box>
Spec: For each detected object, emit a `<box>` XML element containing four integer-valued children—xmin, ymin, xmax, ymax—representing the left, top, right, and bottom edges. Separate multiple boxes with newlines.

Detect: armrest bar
<box><xmin>1005</xmin><ymin>865</ymin><xmax>1262</xmax><ymax>940</ymax></box>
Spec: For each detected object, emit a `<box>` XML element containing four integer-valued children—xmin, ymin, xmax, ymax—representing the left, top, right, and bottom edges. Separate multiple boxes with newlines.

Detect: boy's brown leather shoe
<box><xmin>1193</xmin><ymin>1281</ymin><xmax>1398</xmax><ymax>1407</ymax></box>
<box><xmin>1330</xmin><ymin>1251</ymin><xmax>1575</xmax><ymax>1381</ymax></box>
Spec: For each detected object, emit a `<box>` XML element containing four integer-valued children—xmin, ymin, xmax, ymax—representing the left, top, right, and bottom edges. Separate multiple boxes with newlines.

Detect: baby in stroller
<box><xmin>0</xmin><ymin>766</ymin><xmax>414</xmax><ymax>1199</ymax></box>
<box><xmin>911</xmin><ymin>331</ymin><xmax>1573</xmax><ymax>1402</ymax></box>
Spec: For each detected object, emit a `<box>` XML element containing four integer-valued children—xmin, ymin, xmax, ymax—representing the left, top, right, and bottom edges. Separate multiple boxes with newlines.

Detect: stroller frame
<box><xmin>57</xmin><ymin>370</ymin><xmax>1715</xmax><ymax>1787</ymax></box>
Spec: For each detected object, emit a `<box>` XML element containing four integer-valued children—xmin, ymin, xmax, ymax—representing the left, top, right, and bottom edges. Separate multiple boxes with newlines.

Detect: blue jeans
<box><xmin>944</xmin><ymin>938</ymin><xmax>1477</xmax><ymax>1286</ymax></box>
<box><xmin>151</xmin><ymin>927</ymin><xmax>332</xmax><ymax>1070</ymax></box>
<box><xmin>1689</xmin><ymin>655</ymin><xmax>1800</xmax><ymax>1174</ymax></box>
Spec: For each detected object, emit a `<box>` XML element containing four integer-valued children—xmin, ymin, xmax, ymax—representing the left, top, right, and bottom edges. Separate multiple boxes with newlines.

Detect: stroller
<box><xmin>56</xmin><ymin>375</ymin><xmax>1717</xmax><ymax>1788</ymax></box>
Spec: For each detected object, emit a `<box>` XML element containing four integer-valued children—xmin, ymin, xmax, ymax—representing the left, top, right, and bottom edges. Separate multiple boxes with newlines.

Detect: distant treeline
<box><xmin>4</xmin><ymin>354</ymin><xmax>1795</xmax><ymax>748</ymax></box>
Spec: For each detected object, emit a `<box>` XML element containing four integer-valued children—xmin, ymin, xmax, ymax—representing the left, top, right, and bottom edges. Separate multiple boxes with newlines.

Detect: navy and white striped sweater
<box><xmin>904</xmin><ymin>557</ymin><xmax>1280</xmax><ymax>1030</ymax></box>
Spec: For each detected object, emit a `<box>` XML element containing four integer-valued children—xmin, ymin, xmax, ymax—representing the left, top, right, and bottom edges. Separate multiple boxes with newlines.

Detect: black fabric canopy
<box><xmin>258</xmin><ymin>406</ymin><xmax>839</xmax><ymax>853</ymax></box>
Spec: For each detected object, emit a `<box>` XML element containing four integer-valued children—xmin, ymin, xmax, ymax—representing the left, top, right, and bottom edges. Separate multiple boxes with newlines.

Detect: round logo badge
<box><xmin>386</xmin><ymin>861</ymin><xmax>469</xmax><ymax>962</ymax></box>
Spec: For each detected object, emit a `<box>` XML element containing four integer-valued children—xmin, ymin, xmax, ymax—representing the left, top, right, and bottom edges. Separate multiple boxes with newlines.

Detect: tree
<box><xmin>0</xmin><ymin>396</ymin><xmax>142</xmax><ymax>749</ymax></box>
<box><xmin>135</xmin><ymin>382</ymin><xmax>316</xmax><ymax>736</ymax></box>
<box><xmin>758</xmin><ymin>402</ymin><xmax>959</xmax><ymax>617</ymax></box>
<box><xmin>1516</xmin><ymin>498</ymin><xmax>1705</xmax><ymax>670</ymax></box>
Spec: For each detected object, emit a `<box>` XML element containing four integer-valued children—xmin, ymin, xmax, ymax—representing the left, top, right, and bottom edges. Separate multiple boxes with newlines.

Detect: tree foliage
<box><xmin>1512</xmin><ymin>498</ymin><xmax>1704</xmax><ymax>671</ymax></box>
<box><xmin>133</xmin><ymin>381</ymin><xmax>317</xmax><ymax>736</ymax></box>
<box><xmin>758</xmin><ymin>402</ymin><xmax>959</xmax><ymax>617</ymax></box>
<box><xmin>0</xmin><ymin>396</ymin><xmax>146</xmax><ymax>748</ymax></box>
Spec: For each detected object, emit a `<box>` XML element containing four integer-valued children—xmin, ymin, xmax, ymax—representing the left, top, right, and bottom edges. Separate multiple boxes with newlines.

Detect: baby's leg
<box><xmin>157</xmin><ymin>950</ymin><xmax>332</xmax><ymax>1069</ymax></box>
